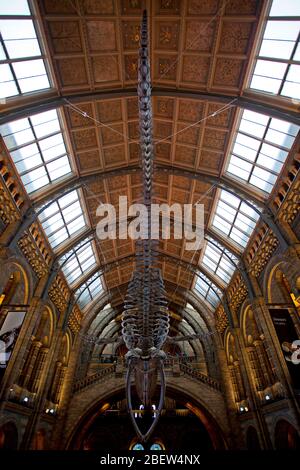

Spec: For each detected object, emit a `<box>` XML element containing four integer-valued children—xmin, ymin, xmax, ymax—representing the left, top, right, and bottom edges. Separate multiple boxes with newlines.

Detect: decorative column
<box><xmin>232</xmin><ymin>326</ymin><xmax>273</xmax><ymax>449</ymax></box>
<box><xmin>216</xmin><ymin>345</ymin><xmax>243</xmax><ymax>449</ymax></box>
<box><xmin>28</xmin><ymin>346</ymin><xmax>49</xmax><ymax>393</ymax></box>
<box><xmin>246</xmin><ymin>346</ymin><xmax>265</xmax><ymax>391</ymax></box>
<box><xmin>49</xmin><ymin>361</ymin><xmax>62</xmax><ymax>403</ymax></box>
<box><xmin>254</xmin><ymin>339</ymin><xmax>276</xmax><ymax>386</ymax></box>
<box><xmin>52</xmin><ymin>365</ymin><xmax>67</xmax><ymax>405</ymax></box>
<box><xmin>21</xmin><ymin>329</ymin><xmax>64</xmax><ymax>450</ymax></box>
<box><xmin>233</xmin><ymin>360</ymin><xmax>246</xmax><ymax>401</ymax></box>
<box><xmin>228</xmin><ymin>364</ymin><xmax>241</xmax><ymax>403</ymax></box>
<box><xmin>19</xmin><ymin>340</ymin><xmax>42</xmax><ymax>389</ymax></box>
<box><xmin>48</xmin><ymin>334</ymin><xmax>81</xmax><ymax>450</ymax></box>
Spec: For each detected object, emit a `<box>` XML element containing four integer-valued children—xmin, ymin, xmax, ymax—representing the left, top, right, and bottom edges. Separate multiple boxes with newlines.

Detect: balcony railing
<box><xmin>72</xmin><ymin>359</ymin><xmax>221</xmax><ymax>394</ymax></box>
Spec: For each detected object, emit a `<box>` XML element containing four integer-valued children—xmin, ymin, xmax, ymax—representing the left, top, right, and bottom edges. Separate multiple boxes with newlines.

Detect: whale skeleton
<box><xmin>121</xmin><ymin>9</ymin><xmax>170</xmax><ymax>442</ymax></box>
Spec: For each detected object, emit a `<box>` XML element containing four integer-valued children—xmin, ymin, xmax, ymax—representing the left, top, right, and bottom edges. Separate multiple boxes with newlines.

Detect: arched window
<box><xmin>132</xmin><ymin>443</ymin><xmax>144</xmax><ymax>450</ymax></box>
<box><xmin>130</xmin><ymin>440</ymin><xmax>165</xmax><ymax>451</ymax></box>
<box><xmin>150</xmin><ymin>443</ymin><xmax>162</xmax><ymax>450</ymax></box>
<box><xmin>131</xmin><ymin>442</ymin><xmax>164</xmax><ymax>450</ymax></box>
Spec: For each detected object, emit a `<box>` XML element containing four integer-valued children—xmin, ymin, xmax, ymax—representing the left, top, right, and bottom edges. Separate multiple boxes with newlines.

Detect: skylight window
<box><xmin>76</xmin><ymin>273</ymin><xmax>103</xmax><ymax>309</ymax></box>
<box><xmin>201</xmin><ymin>240</ymin><xmax>236</xmax><ymax>285</ymax></box>
<box><xmin>226</xmin><ymin>110</ymin><xmax>299</xmax><ymax>193</ymax></box>
<box><xmin>61</xmin><ymin>240</ymin><xmax>97</xmax><ymax>286</ymax></box>
<box><xmin>0</xmin><ymin>1</ymin><xmax>51</xmax><ymax>99</ymax></box>
<box><xmin>212</xmin><ymin>190</ymin><xmax>260</xmax><ymax>248</ymax></box>
<box><xmin>0</xmin><ymin>109</ymin><xmax>73</xmax><ymax>194</ymax></box>
<box><xmin>249</xmin><ymin>0</ymin><xmax>300</xmax><ymax>99</ymax></box>
<box><xmin>38</xmin><ymin>190</ymin><xmax>87</xmax><ymax>249</ymax></box>
<box><xmin>194</xmin><ymin>273</ymin><xmax>221</xmax><ymax>308</ymax></box>
<box><xmin>0</xmin><ymin>0</ymin><xmax>30</xmax><ymax>15</ymax></box>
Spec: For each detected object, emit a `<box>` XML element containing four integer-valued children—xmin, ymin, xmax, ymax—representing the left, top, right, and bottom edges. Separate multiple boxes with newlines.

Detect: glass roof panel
<box><xmin>226</xmin><ymin>109</ymin><xmax>299</xmax><ymax>193</ymax></box>
<box><xmin>59</xmin><ymin>191</ymin><xmax>78</xmax><ymax>207</ymax></box>
<box><xmin>0</xmin><ymin>109</ymin><xmax>73</xmax><ymax>194</ymax></box>
<box><xmin>76</xmin><ymin>273</ymin><xmax>103</xmax><ymax>309</ymax></box>
<box><xmin>270</xmin><ymin>0</ymin><xmax>300</xmax><ymax>17</ymax></box>
<box><xmin>0</xmin><ymin>42</ymin><xmax>5</xmax><ymax>60</ymax></box>
<box><xmin>61</xmin><ymin>240</ymin><xmax>97</xmax><ymax>287</ymax></box>
<box><xmin>249</xmin><ymin>1</ymin><xmax>300</xmax><ymax>100</ymax></box>
<box><xmin>5</xmin><ymin>39</ymin><xmax>41</xmax><ymax>59</ymax></box>
<box><xmin>0</xmin><ymin>2</ymin><xmax>51</xmax><ymax>99</ymax></box>
<box><xmin>294</xmin><ymin>43</ymin><xmax>300</xmax><ymax>60</ymax></box>
<box><xmin>201</xmin><ymin>239</ymin><xmax>236</xmax><ymax>285</ymax></box>
<box><xmin>211</xmin><ymin>189</ymin><xmax>259</xmax><ymax>248</ymax></box>
<box><xmin>0</xmin><ymin>0</ymin><xmax>31</xmax><ymax>15</ymax></box>
<box><xmin>194</xmin><ymin>273</ymin><xmax>221</xmax><ymax>309</ymax></box>
<box><xmin>38</xmin><ymin>190</ymin><xmax>87</xmax><ymax>250</ymax></box>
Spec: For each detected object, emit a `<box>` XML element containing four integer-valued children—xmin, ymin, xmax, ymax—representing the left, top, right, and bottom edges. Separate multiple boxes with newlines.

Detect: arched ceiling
<box><xmin>84</xmin><ymin>290</ymin><xmax>214</xmax><ymax>356</ymax></box>
<box><xmin>1</xmin><ymin>0</ymin><xmax>299</xmax><ymax>338</ymax></box>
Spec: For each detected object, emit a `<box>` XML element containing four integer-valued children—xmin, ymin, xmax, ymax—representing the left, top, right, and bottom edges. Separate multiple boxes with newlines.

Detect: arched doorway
<box><xmin>76</xmin><ymin>399</ymin><xmax>213</xmax><ymax>452</ymax></box>
<box><xmin>275</xmin><ymin>420</ymin><xmax>300</xmax><ymax>449</ymax></box>
<box><xmin>246</xmin><ymin>426</ymin><xmax>261</xmax><ymax>450</ymax></box>
<box><xmin>0</xmin><ymin>422</ymin><xmax>18</xmax><ymax>449</ymax></box>
<box><xmin>67</xmin><ymin>388</ymin><xmax>226</xmax><ymax>451</ymax></box>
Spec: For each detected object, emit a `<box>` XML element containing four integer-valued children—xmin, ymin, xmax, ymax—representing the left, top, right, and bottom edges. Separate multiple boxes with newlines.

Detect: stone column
<box><xmin>233</xmin><ymin>327</ymin><xmax>273</xmax><ymax>449</ymax></box>
<box><xmin>21</xmin><ymin>340</ymin><xmax>42</xmax><ymax>390</ymax></box>
<box><xmin>21</xmin><ymin>328</ymin><xmax>65</xmax><ymax>449</ymax></box>
<box><xmin>28</xmin><ymin>347</ymin><xmax>49</xmax><ymax>393</ymax></box>
<box><xmin>228</xmin><ymin>364</ymin><xmax>241</xmax><ymax>403</ymax></box>
<box><xmin>216</xmin><ymin>347</ymin><xmax>243</xmax><ymax>449</ymax></box>
<box><xmin>49</xmin><ymin>334</ymin><xmax>82</xmax><ymax>450</ymax></box>
<box><xmin>246</xmin><ymin>346</ymin><xmax>265</xmax><ymax>391</ymax></box>
<box><xmin>49</xmin><ymin>361</ymin><xmax>62</xmax><ymax>403</ymax></box>
<box><xmin>254</xmin><ymin>339</ymin><xmax>276</xmax><ymax>386</ymax></box>
<box><xmin>233</xmin><ymin>361</ymin><xmax>246</xmax><ymax>401</ymax></box>
<box><xmin>52</xmin><ymin>365</ymin><xmax>67</xmax><ymax>405</ymax></box>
